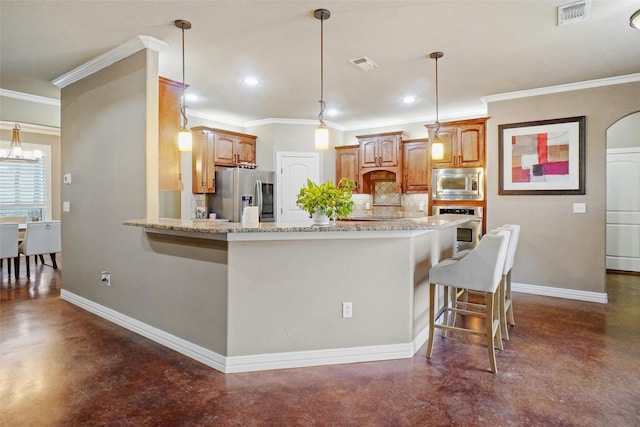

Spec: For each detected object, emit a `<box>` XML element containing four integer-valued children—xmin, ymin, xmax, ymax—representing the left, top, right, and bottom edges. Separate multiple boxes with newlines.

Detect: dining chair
<box><xmin>18</xmin><ymin>221</ymin><xmax>61</xmax><ymax>279</ymax></box>
<box><xmin>0</xmin><ymin>216</ymin><xmax>27</xmax><ymax>239</ymax></box>
<box><xmin>426</xmin><ymin>229</ymin><xmax>510</xmax><ymax>373</ymax></box>
<box><xmin>0</xmin><ymin>223</ymin><xmax>20</xmax><ymax>280</ymax></box>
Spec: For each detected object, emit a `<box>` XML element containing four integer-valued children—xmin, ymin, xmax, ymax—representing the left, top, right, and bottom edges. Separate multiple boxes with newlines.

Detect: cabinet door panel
<box><xmin>379</xmin><ymin>136</ymin><xmax>399</xmax><ymax>167</ymax></box>
<box><xmin>214</xmin><ymin>135</ymin><xmax>236</xmax><ymax>166</ymax></box>
<box><xmin>336</xmin><ymin>147</ymin><xmax>360</xmax><ymax>192</ymax></box>
<box><xmin>459</xmin><ymin>125</ymin><xmax>484</xmax><ymax>167</ymax></box>
<box><xmin>158</xmin><ymin>78</ymin><xmax>182</xmax><ymax>191</ymax></box>
<box><xmin>192</xmin><ymin>130</ymin><xmax>215</xmax><ymax>193</ymax></box>
<box><xmin>404</xmin><ymin>142</ymin><xmax>429</xmax><ymax>192</ymax></box>
<box><xmin>360</xmin><ymin>139</ymin><xmax>378</xmax><ymax>168</ymax></box>
<box><xmin>236</xmin><ymin>137</ymin><xmax>256</xmax><ymax>164</ymax></box>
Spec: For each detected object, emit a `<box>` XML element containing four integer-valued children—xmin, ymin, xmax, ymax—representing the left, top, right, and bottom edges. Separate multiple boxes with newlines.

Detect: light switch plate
<box><xmin>573</xmin><ymin>202</ymin><xmax>586</xmax><ymax>213</ymax></box>
<box><xmin>63</xmin><ymin>201</ymin><xmax>70</xmax><ymax>212</ymax></box>
<box><xmin>63</xmin><ymin>173</ymin><xmax>72</xmax><ymax>184</ymax></box>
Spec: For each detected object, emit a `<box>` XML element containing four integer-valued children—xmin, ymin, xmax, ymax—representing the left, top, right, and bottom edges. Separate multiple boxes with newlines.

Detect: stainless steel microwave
<box><xmin>432</xmin><ymin>168</ymin><xmax>484</xmax><ymax>201</ymax></box>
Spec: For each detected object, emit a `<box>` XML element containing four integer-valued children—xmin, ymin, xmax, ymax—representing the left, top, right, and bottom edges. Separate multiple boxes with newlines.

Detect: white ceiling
<box><xmin>1</xmin><ymin>1</ymin><xmax>639</xmax><ymax>129</ymax></box>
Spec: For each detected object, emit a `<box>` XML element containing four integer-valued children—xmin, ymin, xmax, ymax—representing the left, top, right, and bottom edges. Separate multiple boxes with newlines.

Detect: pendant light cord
<box><xmin>318</xmin><ymin>15</ymin><xmax>326</xmax><ymax>126</ymax></box>
<box><xmin>429</xmin><ymin>51</ymin><xmax>444</xmax><ymax>136</ymax></box>
<box><xmin>434</xmin><ymin>55</ymin><xmax>440</xmax><ymax>135</ymax></box>
<box><xmin>180</xmin><ymin>23</ymin><xmax>188</xmax><ymax>130</ymax></box>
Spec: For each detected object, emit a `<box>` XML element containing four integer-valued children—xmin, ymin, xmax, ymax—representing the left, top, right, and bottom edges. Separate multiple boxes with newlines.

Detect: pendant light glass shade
<box><xmin>431</xmin><ymin>141</ymin><xmax>444</xmax><ymax>160</ymax></box>
<box><xmin>315</xmin><ymin>125</ymin><xmax>329</xmax><ymax>150</ymax></box>
<box><xmin>178</xmin><ymin>129</ymin><xmax>192</xmax><ymax>151</ymax></box>
<box><xmin>314</xmin><ymin>9</ymin><xmax>330</xmax><ymax>151</ymax></box>
<box><xmin>429</xmin><ymin>51</ymin><xmax>444</xmax><ymax>161</ymax></box>
<box><xmin>175</xmin><ymin>19</ymin><xmax>192</xmax><ymax>152</ymax></box>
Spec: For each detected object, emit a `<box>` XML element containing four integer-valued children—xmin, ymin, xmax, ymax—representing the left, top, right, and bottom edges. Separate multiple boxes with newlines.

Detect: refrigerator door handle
<box><xmin>256</xmin><ymin>179</ymin><xmax>263</xmax><ymax>219</ymax></box>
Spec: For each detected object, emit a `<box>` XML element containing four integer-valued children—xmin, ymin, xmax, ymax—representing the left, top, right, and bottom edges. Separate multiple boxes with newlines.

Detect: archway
<box><xmin>606</xmin><ymin>111</ymin><xmax>640</xmax><ymax>273</ymax></box>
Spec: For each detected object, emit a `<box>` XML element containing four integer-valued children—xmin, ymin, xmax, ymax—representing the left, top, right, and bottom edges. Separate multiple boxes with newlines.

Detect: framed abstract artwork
<box><xmin>498</xmin><ymin>116</ymin><xmax>586</xmax><ymax>195</ymax></box>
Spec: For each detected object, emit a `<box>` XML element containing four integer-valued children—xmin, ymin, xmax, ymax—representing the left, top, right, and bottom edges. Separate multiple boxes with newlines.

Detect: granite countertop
<box><xmin>123</xmin><ymin>214</ymin><xmax>475</xmax><ymax>234</ymax></box>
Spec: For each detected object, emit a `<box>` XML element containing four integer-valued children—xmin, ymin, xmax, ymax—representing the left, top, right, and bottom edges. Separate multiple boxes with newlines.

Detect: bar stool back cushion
<box><xmin>429</xmin><ymin>230</ymin><xmax>510</xmax><ymax>294</ymax></box>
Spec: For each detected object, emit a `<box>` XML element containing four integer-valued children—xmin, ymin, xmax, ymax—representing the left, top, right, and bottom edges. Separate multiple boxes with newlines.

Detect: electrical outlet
<box><xmin>100</xmin><ymin>271</ymin><xmax>111</xmax><ymax>287</ymax></box>
<box><xmin>342</xmin><ymin>302</ymin><xmax>353</xmax><ymax>318</ymax></box>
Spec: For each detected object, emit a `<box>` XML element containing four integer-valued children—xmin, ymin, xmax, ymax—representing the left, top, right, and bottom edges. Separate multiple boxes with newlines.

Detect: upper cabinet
<box><xmin>158</xmin><ymin>77</ymin><xmax>183</xmax><ymax>191</ymax></box>
<box><xmin>335</xmin><ymin>145</ymin><xmax>360</xmax><ymax>193</ymax></box>
<box><xmin>426</xmin><ymin>118</ymin><xmax>488</xmax><ymax>169</ymax></box>
<box><xmin>403</xmin><ymin>139</ymin><xmax>429</xmax><ymax>193</ymax></box>
<box><xmin>358</xmin><ymin>132</ymin><xmax>405</xmax><ymax>168</ymax></box>
<box><xmin>190</xmin><ymin>127</ymin><xmax>258</xmax><ymax>194</ymax></box>
<box><xmin>213</xmin><ymin>131</ymin><xmax>256</xmax><ymax>167</ymax></box>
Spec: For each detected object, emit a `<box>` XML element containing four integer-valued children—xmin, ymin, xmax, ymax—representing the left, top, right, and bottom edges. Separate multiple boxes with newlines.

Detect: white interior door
<box><xmin>606</xmin><ymin>148</ymin><xmax>640</xmax><ymax>272</ymax></box>
<box><xmin>276</xmin><ymin>152</ymin><xmax>320</xmax><ymax>223</ymax></box>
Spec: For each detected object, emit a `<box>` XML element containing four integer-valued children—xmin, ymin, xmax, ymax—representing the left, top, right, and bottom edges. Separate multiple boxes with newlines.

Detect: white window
<box><xmin>0</xmin><ymin>142</ymin><xmax>51</xmax><ymax>221</ymax></box>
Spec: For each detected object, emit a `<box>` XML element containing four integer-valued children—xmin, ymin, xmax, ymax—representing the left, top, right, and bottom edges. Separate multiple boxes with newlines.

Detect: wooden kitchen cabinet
<box><xmin>426</xmin><ymin>118</ymin><xmax>487</xmax><ymax>169</ymax></box>
<box><xmin>158</xmin><ymin>77</ymin><xmax>183</xmax><ymax>191</ymax></box>
<box><xmin>358</xmin><ymin>132</ymin><xmax>405</xmax><ymax>168</ymax></box>
<box><xmin>212</xmin><ymin>131</ymin><xmax>256</xmax><ymax>167</ymax></box>
<box><xmin>191</xmin><ymin>127</ymin><xmax>216</xmax><ymax>193</ymax></box>
<box><xmin>190</xmin><ymin>127</ymin><xmax>258</xmax><ymax>193</ymax></box>
<box><xmin>335</xmin><ymin>145</ymin><xmax>360</xmax><ymax>192</ymax></box>
<box><xmin>403</xmin><ymin>138</ymin><xmax>429</xmax><ymax>193</ymax></box>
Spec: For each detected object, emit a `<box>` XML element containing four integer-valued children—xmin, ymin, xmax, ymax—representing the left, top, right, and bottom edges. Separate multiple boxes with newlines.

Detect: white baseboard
<box><xmin>60</xmin><ymin>289</ymin><xmax>422</xmax><ymax>373</ymax></box>
<box><xmin>512</xmin><ymin>282</ymin><xmax>608</xmax><ymax>304</ymax></box>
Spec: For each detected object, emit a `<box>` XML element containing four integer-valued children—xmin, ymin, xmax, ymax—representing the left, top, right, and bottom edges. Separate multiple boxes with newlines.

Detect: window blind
<box><xmin>0</xmin><ymin>154</ymin><xmax>47</xmax><ymax>220</ymax></box>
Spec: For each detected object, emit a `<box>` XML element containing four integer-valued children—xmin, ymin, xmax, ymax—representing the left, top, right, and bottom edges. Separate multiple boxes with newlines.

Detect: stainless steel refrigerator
<box><xmin>208</xmin><ymin>168</ymin><xmax>276</xmax><ymax>222</ymax></box>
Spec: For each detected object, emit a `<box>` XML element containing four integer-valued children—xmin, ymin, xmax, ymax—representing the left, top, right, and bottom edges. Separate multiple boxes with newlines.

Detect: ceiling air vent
<box><xmin>558</xmin><ymin>0</ymin><xmax>590</xmax><ymax>26</ymax></box>
<box><xmin>349</xmin><ymin>56</ymin><xmax>379</xmax><ymax>71</ymax></box>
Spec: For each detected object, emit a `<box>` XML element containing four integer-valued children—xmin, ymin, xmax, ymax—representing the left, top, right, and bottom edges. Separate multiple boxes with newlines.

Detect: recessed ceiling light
<box><xmin>631</xmin><ymin>9</ymin><xmax>640</xmax><ymax>29</ymax></box>
<box><xmin>186</xmin><ymin>93</ymin><xmax>198</xmax><ymax>102</ymax></box>
<box><xmin>327</xmin><ymin>108</ymin><xmax>338</xmax><ymax>116</ymax></box>
<box><xmin>244</xmin><ymin>77</ymin><xmax>259</xmax><ymax>86</ymax></box>
<box><xmin>402</xmin><ymin>96</ymin><xmax>416</xmax><ymax>104</ymax></box>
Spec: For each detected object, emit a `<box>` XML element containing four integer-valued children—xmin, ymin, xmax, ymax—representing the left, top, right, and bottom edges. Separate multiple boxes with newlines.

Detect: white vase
<box><xmin>312</xmin><ymin>211</ymin><xmax>330</xmax><ymax>226</ymax></box>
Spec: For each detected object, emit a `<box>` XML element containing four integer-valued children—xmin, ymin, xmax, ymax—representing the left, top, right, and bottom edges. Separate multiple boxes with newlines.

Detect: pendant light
<box><xmin>0</xmin><ymin>123</ymin><xmax>42</xmax><ymax>163</ymax></box>
<box><xmin>314</xmin><ymin>9</ymin><xmax>330</xmax><ymax>151</ymax></box>
<box><xmin>430</xmin><ymin>51</ymin><xmax>444</xmax><ymax>160</ymax></box>
<box><xmin>175</xmin><ymin>19</ymin><xmax>192</xmax><ymax>152</ymax></box>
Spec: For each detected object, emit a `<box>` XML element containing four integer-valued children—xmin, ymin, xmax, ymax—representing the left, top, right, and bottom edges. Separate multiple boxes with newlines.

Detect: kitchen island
<box><xmin>64</xmin><ymin>215</ymin><xmax>470</xmax><ymax>373</ymax></box>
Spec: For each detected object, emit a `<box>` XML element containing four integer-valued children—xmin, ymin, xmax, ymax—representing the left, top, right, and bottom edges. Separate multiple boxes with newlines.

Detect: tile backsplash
<box><xmin>351</xmin><ymin>193</ymin><xmax>428</xmax><ymax>218</ymax></box>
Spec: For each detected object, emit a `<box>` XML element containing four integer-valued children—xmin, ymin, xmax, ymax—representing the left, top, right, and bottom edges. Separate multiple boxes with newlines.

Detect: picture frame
<box><xmin>498</xmin><ymin>116</ymin><xmax>586</xmax><ymax>195</ymax></box>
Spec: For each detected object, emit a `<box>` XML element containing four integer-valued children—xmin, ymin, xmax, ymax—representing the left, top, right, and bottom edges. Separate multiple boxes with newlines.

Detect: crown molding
<box><xmin>482</xmin><ymin>73</ymin><xmax>640</xmax><ymax>105</ymax></box>
<box><xmin>0</xmin><ymin>88</ymin><xmax>60</xmax><ymax>106</ymax></box>
<box><xmin>52</xmin><ymin>35</ymin><xmax>168</xmax><ymax>89</ymax></box>
<box><xmin>0</xmin><ymin>120</ymin><xmax>60</xmax><ymax>135</ymax></box>
<box><xmin>341</xmin><ymin>109</ymin><xmax>488</xmax><ymax>132</ymax></box>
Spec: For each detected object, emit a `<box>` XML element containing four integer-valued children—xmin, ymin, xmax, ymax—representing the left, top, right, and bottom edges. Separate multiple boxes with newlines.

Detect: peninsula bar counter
<box><xmin>63</xmin><ymin>215</ymin><xmax>471</xmax><ymax>373</ymax></box>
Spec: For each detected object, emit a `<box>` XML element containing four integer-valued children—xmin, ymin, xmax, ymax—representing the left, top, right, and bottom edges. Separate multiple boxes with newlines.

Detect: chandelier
<box><xmin>1</xmin><ymin>123</ymin><xmax>42</xmax><ymax>163</ymax></box>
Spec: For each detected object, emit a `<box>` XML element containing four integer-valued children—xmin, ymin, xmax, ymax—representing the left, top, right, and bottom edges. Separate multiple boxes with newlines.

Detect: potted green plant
<box><xmin>296</xmin><ymin>177</ymin><xmax>355</xmax><ymax>226</ymax></box>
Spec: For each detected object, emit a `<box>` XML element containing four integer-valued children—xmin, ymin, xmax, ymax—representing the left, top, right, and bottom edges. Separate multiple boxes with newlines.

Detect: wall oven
<box><xmin>432</xmin><ymin>167</ymin><xmax>484</xmax><ymax>201</ymax></box>
<box><xmin>432</xmin><ymin>205</ymin><xmax>483</xmax><ymax>251</ymax></box>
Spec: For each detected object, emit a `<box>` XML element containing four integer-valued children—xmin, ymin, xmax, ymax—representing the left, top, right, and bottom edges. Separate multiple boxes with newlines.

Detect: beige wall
<box><xmin>60</xmin><ymin>49</ymin><xmax>229</xmax><ymax>353</ymax></box>
<box><xmin>486</xmin><ymin>82</ymin><xmax>640</xmax><ymax>293</ymax></box>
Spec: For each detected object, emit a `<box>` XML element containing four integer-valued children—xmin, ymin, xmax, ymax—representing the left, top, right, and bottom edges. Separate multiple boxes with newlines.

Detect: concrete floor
<box><xmin>1</xmin><ymin>257</ymin><xmax>639</xmax><ymax>426</ymax></box>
